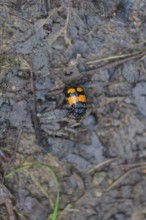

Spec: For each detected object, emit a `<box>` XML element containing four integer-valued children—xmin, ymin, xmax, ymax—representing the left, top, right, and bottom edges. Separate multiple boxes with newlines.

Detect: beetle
<box><xmin>64</xmin><ymin>86</ymin><xmax>87</xmax><ymax>118</ymax></box>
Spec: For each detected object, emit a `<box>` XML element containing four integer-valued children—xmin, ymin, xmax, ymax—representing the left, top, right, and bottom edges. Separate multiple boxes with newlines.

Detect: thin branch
<box><xmin>88</xmin><ymin>157</ymin><xmax>118</xmax><ymax>174</ymax></box>
<box><xmin>105</xmin><ymin>165</ymin><xmax>146</xmax><ymax>192</ymax></box>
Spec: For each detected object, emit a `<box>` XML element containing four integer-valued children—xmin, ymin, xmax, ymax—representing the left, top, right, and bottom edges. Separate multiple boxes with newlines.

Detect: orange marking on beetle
<box><xmin>76</xmin><ymin>87</ymin><xmax>83</xmax><ymax>92</ymax></box>
<box><xmin>68</xmin><ymin>96</ymin><xmax>79</xmax><ymax>106</ymax></box>
<box><xmin>67</xmin><ymin>88</ymin><xmax>76</xmax><ymax>94</ymax></box>
<box><xmin>79</xmin><ymin>95</ymin><xmax>86</xmax><ymax>102</ymax></box>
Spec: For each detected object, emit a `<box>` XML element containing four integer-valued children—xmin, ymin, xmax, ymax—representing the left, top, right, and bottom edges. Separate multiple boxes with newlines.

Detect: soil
<box><xmin>1</xmin><ymin>0</ymin><xmax>146</xmax><ymax>220</ymax></box>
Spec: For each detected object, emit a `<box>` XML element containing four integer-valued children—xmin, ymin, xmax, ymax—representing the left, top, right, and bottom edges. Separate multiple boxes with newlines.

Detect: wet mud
<box><xmin>1</xmin><ymin>0</ymin><xmax>146</xmax><ymax>219</ymax></box>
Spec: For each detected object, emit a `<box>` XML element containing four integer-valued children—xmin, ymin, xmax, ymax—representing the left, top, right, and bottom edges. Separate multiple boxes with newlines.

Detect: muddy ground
<box><xmin>1</xmin><ymin>0</ymin><xmax>146</xmax><ymax>219</ymax></box>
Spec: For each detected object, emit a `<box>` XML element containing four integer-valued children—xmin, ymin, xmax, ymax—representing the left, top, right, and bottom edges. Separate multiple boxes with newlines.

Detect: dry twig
<box><xmin>0</xmin><ymin>183</ymin><xmax>15</xmax><ymax>220</ymax></box>
<box><xmin>88</xmin><ymin>157</ymin><xmax>118</xmax><ymax>174</ymax></box>
<box><xmin>105</xmin><ymin>165</ymin><xmax>146</xmax><ymax>192</ymax></box>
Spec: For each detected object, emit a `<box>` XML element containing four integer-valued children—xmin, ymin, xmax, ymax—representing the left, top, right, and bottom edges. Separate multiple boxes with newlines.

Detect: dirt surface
<box><xmin>1</xmin><ymin>0</ymin><xmax>146</xmax><ymax>219</ymax></box>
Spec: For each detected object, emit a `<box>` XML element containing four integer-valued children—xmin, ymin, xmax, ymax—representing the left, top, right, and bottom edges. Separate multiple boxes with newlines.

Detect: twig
<box><xmin>28</xmin><ymin>60</ymin><xmax>42</xmax><ymax>143</ymax></box>
<box><xmin>105</xmin><ymin>165</ymin><xmax>146</xmax><ymax>192</ymax></box>
<box><xmin>64</xmin><ymin>7</ymin><xmax>72</xmax><ymax>46</ymax></box>
<box><xmin>46</xmin><ymin>7</ymin><xmax>72</xmax><ymax>47</ymax></box>
<box><xmin>87</xmin><ymin>157</ymin><xmax>118</xmax><ymax>174</ymax></box>
<box><xmin>2</xmin><ymin>129</ymin><xmax>22</xmax><ymax>183</ymax></box>
<box><xmin>9</xmin><ymin>129</ymin><xmax>22</xmax><ymax>164</ymax></box>
<box><xmin>86</xmin><ymin>51</ymin><xmax>141</xmax><ymax>65</ymax></box>
<box><xmin>5</xmin><ymin>197</ymin><xmax>16</xmax><ymax>220</ymax></box>
<box><xmin>86</xmin><ymin>49</ymin><xmax>146</xmax><ymax>72</ymax></box>
<box><xmin>0</xmin><ymin>183</ymin><xmax>15</xmax><ymax>220</ymax></box>
<box><xmin>30</xmin><ymin>173</ymin><xmax>54</xmax><ymax>207</ymax></box>
<box><xmin>0</xmin><ymin>150</ymin><xmax>9</xmax><ymax>163</ymax></box>
<box><xmin>47</xmin><ymin>26</ymin><xmax>65</xmax><ymax>46</ymax></box>
<box><xmin>116</xmin><ymin>161</ymin><xmax>146</xmax><ymax>170</ymax></box>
